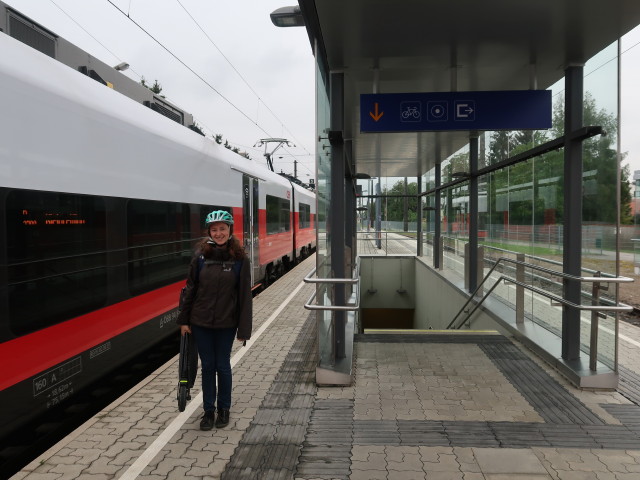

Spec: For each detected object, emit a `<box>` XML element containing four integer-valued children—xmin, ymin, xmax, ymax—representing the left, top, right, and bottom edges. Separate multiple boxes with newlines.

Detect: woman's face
<box><xmin>209</xmin><ymin>222</ymin><xmax>230</xmax><ymax>246</ymax></box>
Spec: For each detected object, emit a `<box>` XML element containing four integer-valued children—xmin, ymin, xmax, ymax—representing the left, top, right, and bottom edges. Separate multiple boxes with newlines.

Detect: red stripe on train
<box><xmin>0</xmin><ymin>282</ymin><xmax>183</xmax><ymax>391</ymax></box>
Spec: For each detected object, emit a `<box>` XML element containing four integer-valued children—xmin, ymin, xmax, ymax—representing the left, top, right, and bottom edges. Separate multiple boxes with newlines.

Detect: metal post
<box><xmin>562</xmin><ymin>65</ymin><xmax>584</xmax><ymax>361</ymax></box>
<box><xmin>345</xmin><ymin>143</ymin><xmax>355</xmax><ymax>284</ymax></box>
<box><xmin>469</xmin><ymin>134</ymin><xmax>479</xmax><ymax>292</ymax></box>
<box><xmin>516</xmin><ymin>253</ymin><xmax>525</xmax><ymax>324</ymax></box>
<box><xmin>417</xmin><ymin>175</ymin><xmax>423</xmax><ymax>256</ymax></box>
<box><xmin>375</xmin><ymin>181</ymin><xmax>382</xmax><ymax>249</ymax></box>
<box><xmin>403</xmin><ymin>177</ymin><xmax>409</xmax><ymax>232</ymax></box>
<box><xmin>434</xmin><ymin>162</ymin><xmax>441</xmax><ymax>268</ymax></box>
<box><xmin>589</xmin><ymin>273</ymin><xmax>601</xmax><ymax>371</ymax></box>
<box><xmin>464</xmin><ymin>243</ymin><xmax>470</xmax><ymax>291</ymax></box>
<box><xmin>476</xmin><ymin>246</ymin><xmax>484</xmax><ymax>297</ymax></box>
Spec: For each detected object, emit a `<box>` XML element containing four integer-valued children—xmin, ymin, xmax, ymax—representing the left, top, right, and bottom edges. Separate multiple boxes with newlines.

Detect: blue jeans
<box><xmin>191</xmin><ymin>325</ymin><xmax>236</xmax><ymax>412</ymax></box>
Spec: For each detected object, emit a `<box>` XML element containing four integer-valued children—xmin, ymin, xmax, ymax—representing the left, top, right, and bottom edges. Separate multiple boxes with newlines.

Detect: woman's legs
<box><xmin>191</xmin><ymin>325</ymin><xmax>237</xmax><ymax>412</ymax></box>
<box><xmin>192</xmin><ymin>325</ymin><xmax>216</xmax><ymax>413</ymax></box>
<box><xmin>211</xmin><ymin>327</ymin><xmax>237</xmax><ymax>410</ymax></box>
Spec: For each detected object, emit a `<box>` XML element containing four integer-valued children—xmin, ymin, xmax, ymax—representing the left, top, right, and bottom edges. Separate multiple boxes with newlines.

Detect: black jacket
<box><xmin>177</xmin><ymin>247</ymin><xmax>252</xmax><ymax>340</ymax></box>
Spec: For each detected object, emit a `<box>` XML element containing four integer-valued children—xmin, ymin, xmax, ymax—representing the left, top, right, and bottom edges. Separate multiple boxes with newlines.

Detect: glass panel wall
<box><xmin>315</xmin><ymin>55</ymin><xmax>331</xmax><ymax>283</ymax></box>
<box><xmin>418</xmin><ymin>40</ymin><xmax>623</xmax><ymax>370</ymax></box>
<box><xmin>581</xmin><ymin>40</ymin><xmax>620</xmax><ymax>368</ymax></box>
<box><xmin>355</xmin><ymin>176</ymin><xmax>420</xmax><ymax>256</ymax></box>
<box><xmin>313</xmin><ymin>46</ymin><xmax>339</xmax><ymax>376</ymax></box>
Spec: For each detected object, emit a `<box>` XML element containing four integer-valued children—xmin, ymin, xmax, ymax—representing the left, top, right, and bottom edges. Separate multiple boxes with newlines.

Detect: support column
<box><xmin>562</xmin><ymin>65</ymin><xmax>583</xmax><ymax>361</ymax></box>
<box><xmin>417</xmin><ymin>175</ymin><xmax>423</xmax><ymax>256</ymax></box>
<box><xmin>330</xmin><ymin>72</ymin><xmax>346</xmax><ymax>359</ymax></box>
<box><xmin>434</xmin><ymin>162</ymin><xmax>441</xmax><ymax>268</ymax></box>
<box><xmin>344</xmin><ymin>144</ymin><xmax>355</xmax><ymax>274</ymax></box>
<box><xmin>375</xmin><ymin>181</ymin><xmax>382</xmax><ymax>249</ymax></box>
<box><xmin>469</xmin><ymin>135</ymin><xmax>479</xmax><ymax>292</ymax></box>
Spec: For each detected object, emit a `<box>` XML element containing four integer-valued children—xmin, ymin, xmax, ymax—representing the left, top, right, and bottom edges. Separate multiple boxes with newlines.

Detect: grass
<box><xmin>478</xmin><ymin>240</ymin><xmax>562</xmax><ymax>256</ymax></box>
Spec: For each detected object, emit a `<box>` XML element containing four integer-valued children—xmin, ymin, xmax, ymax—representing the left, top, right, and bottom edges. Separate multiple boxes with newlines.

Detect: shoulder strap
<box><xmin>195</xmin><ymin>255</ymin><xmax>205</xmax><ymax>283</ymax></box>
<box><xmin>233</xmin><ymin>258</ymin><xmax>243</xmax><ymax>286</ymax></box>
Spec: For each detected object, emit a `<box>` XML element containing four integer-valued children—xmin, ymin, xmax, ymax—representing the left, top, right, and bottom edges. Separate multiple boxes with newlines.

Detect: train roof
<box><xmin>0</xmin><ymin>32</ymin><xmax>302</xmax><ymax>204</ymax></box>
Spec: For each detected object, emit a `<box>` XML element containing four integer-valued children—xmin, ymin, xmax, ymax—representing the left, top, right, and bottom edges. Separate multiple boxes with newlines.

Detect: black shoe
<box><xmin>200</xmin><ymin>410</ymin><xmax>215</xmax><ymax>431</ymax></box>
<box><xmin>215</xmin><ymin>408</ymin><xmax>230</xmax><ymax>428</ymax></box>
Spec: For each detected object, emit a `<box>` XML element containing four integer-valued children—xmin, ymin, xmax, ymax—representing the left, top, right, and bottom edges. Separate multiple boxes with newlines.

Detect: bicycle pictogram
<box><xmin>400</xmin><ymin>102</ymin><xmax>421</xmax><ymax>122</ymax></box>
<box><xmin>401</xmin><ymin>106</ymin><xmax>420</xmax><ymax>119</ymax></box>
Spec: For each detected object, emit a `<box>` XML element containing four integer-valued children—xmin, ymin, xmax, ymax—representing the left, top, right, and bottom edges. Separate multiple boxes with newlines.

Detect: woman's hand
<box><xmin>180</xmin><ymin>325</ymin><xmax>192</xmax><ymax>336</ymax></box>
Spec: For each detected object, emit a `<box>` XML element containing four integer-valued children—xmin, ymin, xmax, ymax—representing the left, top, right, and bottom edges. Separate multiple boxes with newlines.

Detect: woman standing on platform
<box><xmin>177</xmin><ymin>210</ymin><xmax>252</xmax><ymax>430</ymax></box>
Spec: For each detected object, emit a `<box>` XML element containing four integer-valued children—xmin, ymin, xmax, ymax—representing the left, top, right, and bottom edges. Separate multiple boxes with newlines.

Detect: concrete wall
<box><xmin>413</xmin><ymin>257</ymin><xmax>506</xmax><ymax>332</ymax></box>
<box><xmin>359</xmin><ymin>256</ymin><xmax>415</xmax><ymax>310</ymax></box>
<box><xmin>359</xmin><ymin>255</ymin><xmax>507</xmax><ymax>333</ymax></box>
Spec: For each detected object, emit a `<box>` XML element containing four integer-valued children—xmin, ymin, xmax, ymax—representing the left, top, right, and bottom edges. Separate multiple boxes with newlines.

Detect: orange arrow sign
<box><xmin>369</xmin><ymin>102</ymin><xmax>384</xmax><ymax>121</ymax></box>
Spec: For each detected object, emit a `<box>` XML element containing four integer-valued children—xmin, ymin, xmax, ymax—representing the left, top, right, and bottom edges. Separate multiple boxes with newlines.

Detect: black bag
<box><xmin>177</xmin><ymin>332</ymin><xmax>198</xmax><ymax>411</ymax></box>
<box><xmin>176</xmin><ymin>255</ymin><xmax>204</xmax><ymax>412</ymax></box>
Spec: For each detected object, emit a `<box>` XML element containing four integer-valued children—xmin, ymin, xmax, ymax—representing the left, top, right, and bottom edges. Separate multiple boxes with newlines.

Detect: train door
<box><xmin>242</xmin><ymin>174</ymin><xmax>260</xmax><ymax>285</ymax></box>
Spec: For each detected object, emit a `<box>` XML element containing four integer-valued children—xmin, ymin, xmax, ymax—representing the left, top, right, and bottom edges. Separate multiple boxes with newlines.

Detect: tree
<box><xmin>140</xmin><ymin>76</ymin><xmax>165</xmax><ymax>98</ymax></box>
<box><xmin>489</xmin><ymin>91</ymin><xmax>632</xmax><ymax>225</ymax></box>
<box><xmin>488</xmin><ymin>131</ymin><xmax>514</xmax><ymax>164</ymax></box>
<box><xmin>382</xmin><ymin>180</ymin><xmax>419</xmax><ymax>223</ymax></box>
<box><xmin>189</xmin><ymin>122</ymin><xmax>205</xmax><ymax>136</ymax></box>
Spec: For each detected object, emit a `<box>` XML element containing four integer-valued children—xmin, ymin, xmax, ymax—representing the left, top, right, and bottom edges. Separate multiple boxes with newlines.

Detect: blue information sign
<box><xmin>360</xmin><ymin>90</ymin><xmax>551</xmax><ymax>133</ymax></box>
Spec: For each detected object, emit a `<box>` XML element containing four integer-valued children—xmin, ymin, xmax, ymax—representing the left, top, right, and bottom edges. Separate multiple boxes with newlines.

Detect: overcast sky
<box><xmin>6</xmin><ymin>0</ymin><xmax>317</xmax><ymax>180</ymax></box>
<box><xmin>6</xmin><ymin>0</ymin><xmax>640</xmax><ymax>181</ymax></box>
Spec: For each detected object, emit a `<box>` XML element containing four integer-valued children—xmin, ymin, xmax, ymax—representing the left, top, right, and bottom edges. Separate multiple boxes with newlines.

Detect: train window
<box><xmin>299</xmin><ymin>203</ymin><xmax>311</xmax><ymax>229</ymax></box>
<box><xmin>266</xmin><ymin>195</ymin><xmax>290</xmax><ymax>234</ymax></box>
<box><xmin>127</xmin><ymin>200</ymin><xmax>191</xmax><ymax>295</ymax></box>
<box><xmin>6</xmin><ymin>189</ymin><xmax>107</xmax><ymax>336</ymax></box>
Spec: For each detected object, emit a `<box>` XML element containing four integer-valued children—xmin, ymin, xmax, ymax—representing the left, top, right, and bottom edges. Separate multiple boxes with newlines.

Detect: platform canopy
<box><xmin>297</xmin><ymin>0</ymin><xmax>640</xmax><ymax>178</ymax></box>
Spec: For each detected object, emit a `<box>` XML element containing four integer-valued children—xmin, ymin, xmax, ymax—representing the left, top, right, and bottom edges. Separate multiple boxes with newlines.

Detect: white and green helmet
<box><xmin>205</xmin><ymin>210</ymin><xmax>234</xmax><ymax>226</ymax></box>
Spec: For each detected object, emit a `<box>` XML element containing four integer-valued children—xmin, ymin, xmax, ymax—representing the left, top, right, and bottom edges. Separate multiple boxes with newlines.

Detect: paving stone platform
<box><xmin>12</xmin><ymin>254</ymin><xmax>640</xmax><ymax>480</ymax></box>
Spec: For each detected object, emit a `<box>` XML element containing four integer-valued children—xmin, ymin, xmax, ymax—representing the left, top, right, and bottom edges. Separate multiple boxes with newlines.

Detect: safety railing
<box><xmin>303</xmin><ymin>263</ymin><xmax>360</xmax><ymax>311</ymax></box>
<box><xmin>303</xmin><ymin>261</ymin><xmax>361</xmax><ymax>383</ymax></box>
<box><xmin>447</xmin><ymin>256</ymin><xmax>634</xmax><ymax>372</ymax></box>
<box><xmin>356</xmin><ymin>230</ymin><xmax>418</xmax><ymax>256</ymax></box>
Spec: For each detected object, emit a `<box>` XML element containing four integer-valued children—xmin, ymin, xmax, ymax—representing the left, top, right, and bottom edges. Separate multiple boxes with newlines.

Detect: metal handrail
<box><xmin>447</xmin><ymin>256</ymin><xmax>633</xmax><ymax>330</ymax></box>
<box><xmin>303</xmin><ymin>262</ymin><xmax>360</xmax><ymax>311</ymax></box>
<box><xmin>447</xmin><ymin>256</ymin><xmax>633</xmax><ymax>372</ymax></box>
<box><xmin>482</xmin><ymin>243</ymin><xmax>618</xmax><ymax>279</ymax></box>
<box><xmin>356</xmin><ymin>230</ymin><xmax>418</xmax><ymax>256</ymax></box>
<box><xmin>303</xmin><ymin>267</ymin><xmax>359</xmax><ymax>284</ymax></box>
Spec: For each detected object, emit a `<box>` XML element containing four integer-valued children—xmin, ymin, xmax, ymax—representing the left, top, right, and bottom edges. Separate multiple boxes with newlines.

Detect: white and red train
<box><xmin>0</xmin><ymin>21</ymin><xmax>315</xmax><ymax>440</ymax></box>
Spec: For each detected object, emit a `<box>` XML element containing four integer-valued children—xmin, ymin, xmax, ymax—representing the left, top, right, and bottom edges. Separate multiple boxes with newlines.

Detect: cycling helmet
<box><xmin>205</xmin><ymin>210</ymin><xmax>234</xmax><ymax>226</ymax></box>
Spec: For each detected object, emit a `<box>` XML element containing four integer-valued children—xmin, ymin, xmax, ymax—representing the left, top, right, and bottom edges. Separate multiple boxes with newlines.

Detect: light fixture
<box><xmin>270</xmin><ymin>6</ymin><xmax>304</xmax><ymax>27</ymax></box>
<box><xmin>114</xmin><ymin>62</ymin><xmax>129</xmax><ymax>71</ymax></box>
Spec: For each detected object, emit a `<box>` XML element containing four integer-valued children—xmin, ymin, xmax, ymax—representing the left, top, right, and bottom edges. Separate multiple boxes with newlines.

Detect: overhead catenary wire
<box><xmin>105</xmin><ymin>0</ymin><xmax>270</xmax><ymax>137</ymax></box>
<box><xmin>172</xmin><ymin>0</ymin><xmax>313</xmax><ymax>166</ymax></box>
